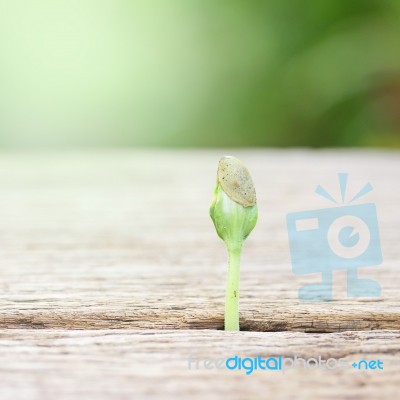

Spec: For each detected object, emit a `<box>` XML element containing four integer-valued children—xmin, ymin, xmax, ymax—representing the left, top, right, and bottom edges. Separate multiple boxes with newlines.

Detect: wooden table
<box><xmin>0</xmin><ymin>150</ymin><xmax>399</xmax><ymax>399</ymax></box>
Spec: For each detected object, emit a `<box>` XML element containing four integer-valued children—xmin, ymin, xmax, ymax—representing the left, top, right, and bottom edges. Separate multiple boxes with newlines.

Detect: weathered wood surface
<box><xmin>0</xmin><ymin>150</ymin><xmax>399</xmax><ymax>399</ymax></box>
<box><xmin>0</xmin><ymin>329</ymin><xmax>399</xmax><ymax>400</ymax></box>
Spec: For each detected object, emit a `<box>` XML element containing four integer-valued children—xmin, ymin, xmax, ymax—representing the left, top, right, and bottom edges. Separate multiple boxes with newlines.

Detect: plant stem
<box><xmin>225</xmin><ymin>246</ymin><xmax>242</xmax><ymax>331</ymax></box>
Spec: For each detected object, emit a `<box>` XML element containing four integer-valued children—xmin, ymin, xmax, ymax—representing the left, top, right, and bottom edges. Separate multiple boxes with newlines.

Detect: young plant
<box><xmin>209</xmin><ymin>156</ymin><xmax>258</xmax><ymax>331</ymax></box>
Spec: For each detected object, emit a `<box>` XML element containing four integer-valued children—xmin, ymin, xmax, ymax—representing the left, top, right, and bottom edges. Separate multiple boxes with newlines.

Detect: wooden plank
<box><xmin>0</xmin><ymin>329</ymin><xmax>398</xmax><ymax>400</ymax></box>
<box><xmin>0</xmin><ymin>150</ymin><xmax>398</xmax><ymax>331</ymax></box>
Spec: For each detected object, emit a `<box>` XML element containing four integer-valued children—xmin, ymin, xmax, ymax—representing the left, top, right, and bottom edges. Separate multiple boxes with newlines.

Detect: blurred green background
<box><xmin>1</xmin><ymin>0</ymin><xmax>400</xmax><ymax>148</ymax></box>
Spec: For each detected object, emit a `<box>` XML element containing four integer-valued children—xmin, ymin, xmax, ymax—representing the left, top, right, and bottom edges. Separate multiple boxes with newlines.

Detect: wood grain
<box><xmin>0</xmin><ymin>150</ymin><xmax>399</xmax><ymax>399</ymax></box>
<box><xmin>0</xmin><ymin>329</ymin><xmax>398</xmax><ymax>400</ymax></box>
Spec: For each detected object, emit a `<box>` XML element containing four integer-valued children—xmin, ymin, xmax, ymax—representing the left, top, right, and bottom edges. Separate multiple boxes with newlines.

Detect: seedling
<box><xmin>210</xmin><ymin>156</ymin><xmax>258</xmax><ymax>331</ymax></box>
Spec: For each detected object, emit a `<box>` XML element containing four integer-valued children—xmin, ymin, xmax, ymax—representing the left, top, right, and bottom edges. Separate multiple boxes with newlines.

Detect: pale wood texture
<box><xmin>0</xmin><ymin>150</ymin><xmax>399</xmax><ymax>399</ymax></box>
<box><xmin>0</xmin><ymin>329</ymin><xmax>398</xmax><ymax>400</ymax></box>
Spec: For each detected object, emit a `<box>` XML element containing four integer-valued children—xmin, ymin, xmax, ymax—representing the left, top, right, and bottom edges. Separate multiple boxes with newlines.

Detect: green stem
<box><xmin>225</xmin><ymin>246</ymin><xmax>242</xmax><ymax>331</ymax></box>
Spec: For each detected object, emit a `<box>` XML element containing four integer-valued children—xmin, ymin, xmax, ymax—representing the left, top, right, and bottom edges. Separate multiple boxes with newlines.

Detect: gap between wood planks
<box><xmin>2</xmin><ymin>305</ymin><xmax>399</xmax><ymax>332</ymax></box>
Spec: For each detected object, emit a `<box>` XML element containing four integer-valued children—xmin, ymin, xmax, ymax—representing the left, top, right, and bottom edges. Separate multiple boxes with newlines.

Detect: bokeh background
<box><xmin>1</xmin><ymin>0</ymin><xmax>400</xmax><ymax>148</ymax></box>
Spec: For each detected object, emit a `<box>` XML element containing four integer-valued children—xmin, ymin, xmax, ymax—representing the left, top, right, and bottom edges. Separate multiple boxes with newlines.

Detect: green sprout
<box><xmin>210</xmin><ymin>156</ymin><xmax>258</xmax><ymax>331</ymax></box>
